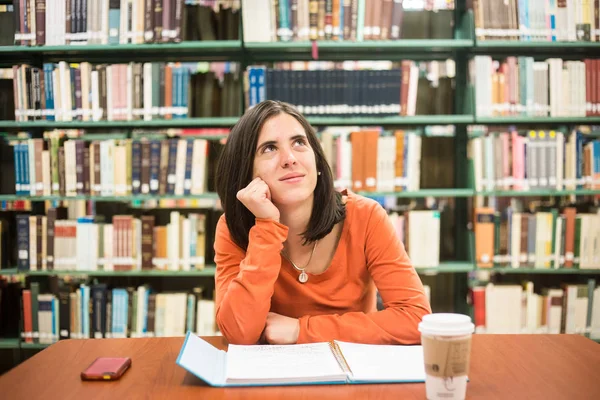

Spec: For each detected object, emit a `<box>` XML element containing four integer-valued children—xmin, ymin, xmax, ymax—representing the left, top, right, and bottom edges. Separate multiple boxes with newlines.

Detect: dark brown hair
<box><xmin>215</xmin><ymin>100</ymin><xmax>346</xmax><ymax>250</ymax></box>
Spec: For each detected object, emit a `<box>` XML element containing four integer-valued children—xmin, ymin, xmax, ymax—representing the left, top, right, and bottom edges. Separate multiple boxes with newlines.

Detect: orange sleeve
<box><xmin>296</xmin><ymin>203</ymin><xmax>431</xmax><ymax>345</ymax></box>
<box><xmin>214</xmin><ymin>216</ymin><xmax>289</xmax><ymax>345</ymax></box>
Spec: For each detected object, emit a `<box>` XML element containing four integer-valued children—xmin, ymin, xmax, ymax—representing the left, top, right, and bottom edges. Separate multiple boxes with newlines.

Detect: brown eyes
<box><xmin>261</xmin><ymin>138</ymin><xmax>307</xmax><ymax>154</ymax></box>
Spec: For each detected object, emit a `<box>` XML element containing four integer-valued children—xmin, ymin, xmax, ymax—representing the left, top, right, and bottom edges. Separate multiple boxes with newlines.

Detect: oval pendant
<box><xmin>298</xmin><ymin>271</ymin><xmax>308</xmax><ymax>283</ymax></box>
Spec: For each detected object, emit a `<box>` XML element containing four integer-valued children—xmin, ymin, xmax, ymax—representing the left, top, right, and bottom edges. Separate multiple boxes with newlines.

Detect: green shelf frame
<box><xmin>0</xmin><ymin>193</ymin><xmax>220</xmax><ymax>202</ymax></box>
<box><xmin>472</xmin><ymin>39</ymin><xmax>600</xmax><ymax>56</ymax></box>
<box><xmin>244</xmin><ymin>39</ymin><xmax>474</xmax><ymax>61</ymax></box>
<box><xmin>359</xmin><ymin>189</ymin><xmax>475</xmax><ymax>198</ymax></box>
<box><xmin>477</xmin><ymin>189</ymin><xmax>600</xmax><ymax>197</ymax></box>
<box><xmin>415</xmin><ymin>262</ymin><xmax>474</xmax><ymax>275</ymax></box>
<box><xmin>474</xmin><ymin>116</ymin><xmax>600</xmax><ymax>125</ymax></box>
<box><xmin>0</xmin><ymin>268</ymin><xmax>20</xmax><ymax>276</ymax></box>
<box><xmin>19</xmin><ymin>267</ymin><xmax>216</xmax><ymax>277</ymax></box>
<box><xmin>0</xmin><ymin>190</ymin><xmax>479</xmax><ymax>203</ymax></box>
<box><xmin>0</xmin><ymin>41</ymin><xmax>244</xmax><ymax>65</ymax></box>
<box><xmin>20</xmin><ymin>342</ymin><xmax>52</xmax><ymax>350</ymax></box>
<box><xmin>307</xmin><ymin>115</ymin><xmax>474</xmax><ymax>126</ymax></box>
<box><xmin>0</xmin><ymin>115</ymin><xmax>476</xmax><ymax>130</ymax></box>
<box><xmin>478</xmin><ymin>268</ymin><xmax>600</xmax><ymax>275</ymax></box>
<box><xmin>0</xmin><ymin>338</ymin><xmax>20</xmax><ymax>349</ymax></box>
<box><xmin>1</xmin><ymin>265</ymin><xmax>477</xmax><ymax>277</ymax></box>
<box><xmin>0</xmin><ymin>117</ymin><xmax>240</xmax><ymax>129</ymax></box>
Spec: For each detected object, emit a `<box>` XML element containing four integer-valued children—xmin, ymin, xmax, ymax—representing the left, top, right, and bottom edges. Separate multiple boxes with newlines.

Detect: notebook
<box><xmin>176</xmin><ymin>332</ymin><xmax>426</xmax><ymax>387</ymax></box>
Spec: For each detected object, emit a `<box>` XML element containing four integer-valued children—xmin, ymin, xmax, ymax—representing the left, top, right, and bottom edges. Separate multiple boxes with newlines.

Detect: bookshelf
<box><xmin>0</xmin><ymin>40</ymin><xmax>244</xmax><ymax>66</ymax></box>
<box><xmin>0</xmin><ymin>194</ymin><xmax>220</xmax><ymax>202</ymax></box>
<box><xmin>0</xmin><ymin>338</ymin><xmax>19</xmax><ymax>349</ymax></box>
<box><xmin>0</xmin><ymin>264</ymin><xmax>475</xmax><ymax>278</ymax></box>
<box><xmin>476</xmin><ymin>190</ymin><xmax>600</xmax><ymax>197</ymax></box>
<box><xmin>1</xmin><ymin>1</ymin><xmax>599</xmax><ymax>370</ymax></box>
<box><xmin>243</xmin><ymin>38</ymin><xmax>474</xmax><ymax>61</ymax></box>
<box><xmin>472</xmin><ymin>40</ymin><xmax>600</xmax><ymax>55</ymax></box>
<box><xmin>359</xmin><ymin>189</ymin><xmax>475</xmax><ymax>198</ymax></box>
<box><xmin>0</xmin><ymin>117</ymin><xmax>240</xmax><ymax>129</ymax></box>
<box><xmin>479</xmin><ymin>268</ymin><xmax>600</xmax><ymax>275</ymax></box>
<box><xmin>475</xmin><ymin>117</ymin><xmax>600</xmax><ymax>124</ymax></box>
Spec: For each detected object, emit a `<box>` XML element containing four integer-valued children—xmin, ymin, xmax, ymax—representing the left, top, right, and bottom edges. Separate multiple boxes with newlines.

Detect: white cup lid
<box><xmin>418</xmin><ymin>313</ymin><xmax>475</xmax><ymax>336</ymax></box>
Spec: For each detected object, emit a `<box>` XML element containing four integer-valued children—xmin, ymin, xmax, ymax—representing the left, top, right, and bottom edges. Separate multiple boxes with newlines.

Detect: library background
<box><xmin>0</xmin><ymin>0</ymin><xmax>599</xmax><ymax>373</ymax></box>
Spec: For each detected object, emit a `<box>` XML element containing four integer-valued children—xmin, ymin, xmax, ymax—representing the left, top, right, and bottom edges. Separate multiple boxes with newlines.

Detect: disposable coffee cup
<box><xmin>418</xmin><ymin>313</ymin><xmax>475</xmax><ymax>400</ymax></box>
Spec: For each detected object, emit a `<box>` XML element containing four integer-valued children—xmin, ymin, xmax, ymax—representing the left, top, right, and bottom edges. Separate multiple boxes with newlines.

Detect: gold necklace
<box><xmin>281</xmin><ymin>240</ymin><xmax>319</xmax><ymax>283</ymax></box>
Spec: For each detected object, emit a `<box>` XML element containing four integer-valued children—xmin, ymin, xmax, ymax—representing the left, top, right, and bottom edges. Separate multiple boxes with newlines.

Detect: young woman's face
<box><xmin>252</xmin><ymin>113</ymin><xmax>318</xmax><ymax>206</ymax></box>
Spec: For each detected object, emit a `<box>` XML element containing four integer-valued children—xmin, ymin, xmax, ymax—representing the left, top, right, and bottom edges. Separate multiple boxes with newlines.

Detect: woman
<box><xmin>214</xmin><ymin>100</ymin><xmax>431</xmax><ymax>345</ymax></box>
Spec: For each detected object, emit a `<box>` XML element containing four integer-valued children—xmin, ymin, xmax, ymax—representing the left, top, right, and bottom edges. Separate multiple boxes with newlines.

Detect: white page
<box><xmin>176</xmin><ymin>333</ymin><xmax>227</xmax><ymax>386</ymax></box>
<box><xmin>336</xmin><ymin>342</ymin><xmax>426</xmax><ymax>383</ymax></box>
<box><xmin>225</xmin><ymin>342</ymin><xmax>347</xmax><ymax>384</ymax></box>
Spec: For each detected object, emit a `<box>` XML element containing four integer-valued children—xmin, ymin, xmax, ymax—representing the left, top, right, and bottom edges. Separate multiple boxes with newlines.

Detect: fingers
<box><xmin>236</xmin><ymin>177</ymin><xmax>259</xmax><ymax>201</ymax></box>
<box><xmin>237</xmin><ymin>178</ymin><xmax>269</xmax><ymax>201</ymax></box>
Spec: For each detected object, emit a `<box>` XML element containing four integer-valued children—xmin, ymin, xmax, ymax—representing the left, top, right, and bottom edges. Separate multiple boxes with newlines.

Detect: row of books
<box><xmin>473</xmin><ymin>0</ymin><xmax>600</xmax><ymax>42</ymax></box>
<box><xmin>243</xmin><ymin>0</ymin><xmax>455</xmax><ymax>42</ymax></box>
<box><xmin>15</xmin><ymin>211</ymin><xmax>207</xmax><ymax>272</ymax></box>
<box><xmin>1</xmin><ymin>124</ymin><xmax>455</xmax><ymax>199</ymax></box>
<box><xmin>5</xmin><ymin>0</ymin><xmax>239</xmax><ymax>47</ymax></box>
<box><xmin>9</xmin><ymin>62</ymin><xmax>241</xmax><ymax>122</ymax></box>
<box><xmin>474</xmin><ymin>206</ymin><xmax>600</xmax><ymax>270</ymax></box>
<box><xmin>467</xmin><ymin>128</ymin><xmax>600</xmax><ymax>192</ymax></box>
<box><xmin>7</xmin><ymin>56</ymin><xmax>600</xmax><ymax>121</ymax></box>
<box><xmin>20</xmin><ymin>282</ymin><xmax>218</xmax><ymax>344</ymax></box>
<box><xmin>472</xmin><ymin>56</ymin><xmax>599</xmax><ymax>118</ymax></box>
<box><xmin>246</xmin><ymin>60</ymin><xmax>455</xmax><ymax>116</ymax></box>
<box><xmin>470</xmin><ymin>281</ymin><xmax>600</xmax><ymax>340</ymax></box>
<box><xmin>9</xmin><ymin>135</ymin><xmax>213</xmax><ymax>197</ymax></box>
<box><xmin>320</xmin><ymin>127</ymin><xmax>425</xmax><ymax>193</ymax></box>
<box><xmin>390</xmin><ymin>209</ymin><xmax>441</xmax><ymax>268</ymax></box>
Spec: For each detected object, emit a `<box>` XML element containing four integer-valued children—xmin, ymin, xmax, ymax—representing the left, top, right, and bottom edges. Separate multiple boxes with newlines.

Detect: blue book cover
<box><xmin>131</xmin><ymin>140</ymin><xmax>142</xmax><ymax>195</ymax></box>
<box><xmin>166</xmin><ymin>139</ymin><xmax>178</xmax><ymax>194</ymax></box>
<box><xmin>172</xmin><ymin>66</ymin><xmax>180</xmax><ymax>119</ymax></box>
<box><xmin>13</xmin><ymin>143</ymin><xmax>21</xmax><ymax>195</ymax></box>
<box><xmin>182</xmin><ymin>68</ymin><xmax>190</xmax><ymax>118</ymax></box>
<box><xmin>183</xmin><ymin>140</ymin><xmax>193</xmax><ymax>195</ymax></box>
<box><xmin>43</xmin><ymin>63</ymin><xmax>55</xmax><ymax>121</ymax></box>
<box><xmin>149</xmin><ymin>140</ymin><xmax>161</xmax><ymax>194</ymax></box>
<box><xmin>16</xmin><ymin>214</ymin><xmax>30</xmax><ymax>271</ymax></box>
<box><xmin>339</xmin><ymin>0</ymin><xmax>344</xmax><ymax>40</ymax></box>
<box><xmin>108</xmin><ymin>0</ymin><xmax>121</xmax><ymax>45</ymax></box>
<box><xmin>21</xmin><ymin>143</ymin><xmax>30</xmax><ymax>194</ymax></box>
<box><xmin>248</xmin><ymin>67</ymin><xmax>258</xmax><ymax>107</ymax></box>
<box><xmin>256</xmin><ymin>67</ymin><xmax>266</xmax><ymax>103</ymax></box>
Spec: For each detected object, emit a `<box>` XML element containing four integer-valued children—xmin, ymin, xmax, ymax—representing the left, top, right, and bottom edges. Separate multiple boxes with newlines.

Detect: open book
<box><xmin>176</xmin><ymin>332</ymin><xmax>426</xmax><ymax>387</ymax></box>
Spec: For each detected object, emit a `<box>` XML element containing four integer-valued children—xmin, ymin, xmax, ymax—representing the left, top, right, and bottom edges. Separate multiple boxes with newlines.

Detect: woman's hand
<box><xmin>236</xmin><ymin>177</ymin><xmax>280</xmax><ymax>222</ymax></box>
<box><xmin>261</xmin><ymin>312</ymin><xmax>300</xmax><ymax>345</ymax></box>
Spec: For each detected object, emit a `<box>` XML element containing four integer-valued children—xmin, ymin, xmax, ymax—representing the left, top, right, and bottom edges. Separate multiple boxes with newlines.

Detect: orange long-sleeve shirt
<box><xmin>214</xmin><ymin>192</ymin><xmax>431</xmax><ymax>345</ymax></box>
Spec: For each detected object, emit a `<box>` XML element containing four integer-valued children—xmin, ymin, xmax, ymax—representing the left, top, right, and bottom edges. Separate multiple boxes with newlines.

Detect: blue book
<box><xmin>176</xmin><ymin>332</ymin><xmax>426</xmax><ymax>387</ymax></box>
<box><xmin>43</xmin><ymin>63</ymin><xmax>55</xmax><ymax>121</ymax></box>
<box><xmin>13</xmin><ymin>144</ymin><xmax>21</xmax><ymax>195</ymax></box>
<box><xmin>183</xmin><ymin>140</ymin><xmax>193</xmax><ymax>195</ymax></box>
<box><xmin>149</xmin><ymin>140</ymin><xmax>161</xmax><ymax>194</ymax></box>
<box><xmin>131</xmin><ymin>140</ymin><xmax>141</xmax><ymax>195</ymax></box>
<box><xmin>108</xmin><ymin>0</ymin><xmax>121</xmax><ymax>45</ymax></box>
<box><xmin>338</xmin><ymin>0</ymin><xmax>344</xmax><ymax>40</ymax></box>
<box><xmin>16</xmin><ymin>214</ymin><xmax>30</xmax><ymax>271</ymax></box>
<box><xmin>21</xmin><ymin>143</ymin><xmax>30</xmax><ymax>194</ymax></box>
<box><xmin>172</xmin><ymin>67</ymin><xmax>180</xmax><ymax>119</ymax></box>
<box><xmin>256</xmin><ymin>66</ymin><xmax>266</xmax><ymax>103</ymax></box>
<box><xmin>247</xmin><ymin>67</ymin><xmax>259</xmax><ymax>107</ymax></box>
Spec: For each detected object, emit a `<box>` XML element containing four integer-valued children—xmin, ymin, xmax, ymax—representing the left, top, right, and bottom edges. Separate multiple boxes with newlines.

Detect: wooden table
<box><xmin>0</xmin><ymin>335</ymin><xmax>599</xmax><ymax>399</ymax></box>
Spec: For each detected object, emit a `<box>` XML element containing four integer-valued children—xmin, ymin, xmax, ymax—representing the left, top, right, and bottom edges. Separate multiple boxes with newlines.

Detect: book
<box><xmin>176</xmin><ymin>332</ymin><xmax>426</xmax><ymax>387</ymax></box>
